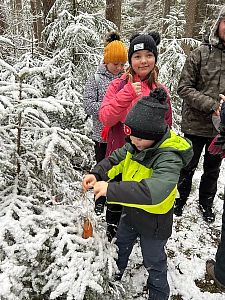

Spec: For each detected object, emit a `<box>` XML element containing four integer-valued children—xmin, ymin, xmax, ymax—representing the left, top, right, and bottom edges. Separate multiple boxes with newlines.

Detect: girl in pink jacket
<box><xmin>99</xmin><ymin>32</ymin><xmax>172</xmax><ymax>157</ymax></box>
<box><xmin>98</xmin><ymin>32</ymin><xmax>173</xmax><ymax>242</ymax></box>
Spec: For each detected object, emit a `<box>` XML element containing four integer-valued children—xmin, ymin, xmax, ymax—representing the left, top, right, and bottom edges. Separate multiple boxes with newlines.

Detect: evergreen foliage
<box><xmin>121</xmin><ymin>0</ymin><xmax>163</xmax><ymax>39</ymax></box>
<box><xmin>43</xmin><ymin>0</ymin><xmax>113</xmax><ymax>88</ymax></box>
<box><xmin>157</xmin><ymin>1</ymin><xmax>200</xmax><ymax>133</ymax></box>
<box><xmin>158</xmin><ymin>1</ymin><xmax>188</xmax><ymax>133</ymax></box>
<box><xmin>0</xmin><ymin>0</ymin><xmax>224</xmax><ymax>299</ymax></box>
<box><xmin>0</xmin><ymin>193</ymin><xmax>121</xmax><ymax>299</ymax></box>
<box><xmin>0</xmin><ymin>1</ymin><xmax>123</xmax><ymax>298</ymax></box>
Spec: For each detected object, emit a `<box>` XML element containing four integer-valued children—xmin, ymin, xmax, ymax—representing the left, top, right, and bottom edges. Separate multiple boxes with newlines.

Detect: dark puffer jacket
<box><xmin>177</xmin><ymin>8</ymin><xmax>225</xmax><ymax>137</ymax></box>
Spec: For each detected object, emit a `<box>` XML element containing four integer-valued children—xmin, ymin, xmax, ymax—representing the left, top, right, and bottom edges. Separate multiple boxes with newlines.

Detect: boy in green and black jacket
<box><xmin>82</xmin><ymin>88</ymin><xmax>193</xmax><ymax>300</ymax></box>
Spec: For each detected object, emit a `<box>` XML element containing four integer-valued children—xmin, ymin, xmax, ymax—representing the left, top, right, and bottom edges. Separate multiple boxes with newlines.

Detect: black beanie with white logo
<box><xmin>128</xmin><ymin>32</ymin><xmax>161</xmax><ymax>64</ymax></box>
<box><xmin>124</xmin><ymin>88</ymin><xmax>168</xmax><ymax>140</ymax></box>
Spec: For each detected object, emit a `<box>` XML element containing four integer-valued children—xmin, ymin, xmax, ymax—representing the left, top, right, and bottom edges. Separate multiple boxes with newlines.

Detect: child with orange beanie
<box><xmin>83</xmin><ymin>32</ymin><xmax>128</xmax><ymax>215</ymax></box>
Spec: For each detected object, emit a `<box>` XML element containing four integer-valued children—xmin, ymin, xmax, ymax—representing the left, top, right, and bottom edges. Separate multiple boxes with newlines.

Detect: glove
<box><xmin>208</xmin><ymin>124</ymin><xmax>225</xmax><ymax>158</ymax></box>
<box><xmin>218</xmin><ymin>123</ymin><xmax>225</xmax><ymax>136</ymax></box>
<box><xmin>208</xmin><ymin>136</ymin><xmax>224</xmax><ymax>156</ymax></box>
<box><xmin>208</xmin><ymin>103</ymin><xmax>225</xmax><ymax>157</ymax></box>
<box><xmin>215</xmin><ymin>124</ymin><xmax>225</xmax><ymax>145</ymax></box>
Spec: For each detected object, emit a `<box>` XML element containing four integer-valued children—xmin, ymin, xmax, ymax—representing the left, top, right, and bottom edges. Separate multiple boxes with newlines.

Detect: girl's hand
<box><xmin>82</xmin><ymin>174</ymin><xmax>97</xmax><ymax>191</ymax></box>
<box><xmin>128</xmin><ymin>74</ymin><xmax>141</xmax><ymax>96</ymax></box>
<box><xmin>93</xmin><ymin>181</ymin><xmax>108</xmax><ymax>200</ymax></box>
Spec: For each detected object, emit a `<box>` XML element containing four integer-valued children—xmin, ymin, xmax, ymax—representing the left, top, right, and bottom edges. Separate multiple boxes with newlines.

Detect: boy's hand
<box><xmin>93</xmin><ymin>181</ymin><xmax>108</xmax><ymax>200</ymax></box>
<box><xmin>82</xmin><ymin>174</ymin><xmax>97</xmax><ymax>191</ymax></box>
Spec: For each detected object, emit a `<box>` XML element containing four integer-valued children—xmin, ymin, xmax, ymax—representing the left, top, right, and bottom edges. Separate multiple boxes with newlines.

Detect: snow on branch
<box><xmin>0</xmin><ymin>59</ymin><xmax>17</xmax><ymax>74</ymax></box>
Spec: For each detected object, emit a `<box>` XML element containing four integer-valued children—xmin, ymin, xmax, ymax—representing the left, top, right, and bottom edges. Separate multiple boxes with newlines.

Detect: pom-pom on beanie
<box><xmin>128</xmin><ymin>32</ymin><xmax>160</xmax><ymax>64</ymax></box>
<box><xmin>104</xmin><ymin>32</ymin><xmax>128</xmax><ymax>64</ymax></box>
<box><xmin>124</xmin><ymin>88</ymin><xmax>168</xmax><ymax>140</ymax></box>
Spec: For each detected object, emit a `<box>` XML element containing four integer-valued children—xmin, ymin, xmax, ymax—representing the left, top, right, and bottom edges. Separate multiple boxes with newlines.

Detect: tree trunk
<box><xmin>192</xmin><ymin>0</ymin><xmax>207</xmax><ymax>40</ymax></box>
<box><xmin>0</xmin><ymin>0</ymin><xmax>6</xmax><ymax>34</ymax></box>
<box><xmin>162</xmin><ymin>0</ymin><xmax>172</xmax><ymax>33</ymax></box>
<box><xmin>42</xmin><ymin>0</ymin><xmax>55</xmax><ymax>25</ymax></box>
<box><xmin>139</xmin><ymin>0</ymin><xmax>148</xmax><ymax>31</ymax></box>
<box><xmin>14</xmin><ymin>0</ymin><xmax>23</xmax><ymax>35</ymax></box>
<box><xmin>14</xmin><ymin>0</ymin><xmax>22</xmax><ymax>12</ymax></box>
<box><xmin>183</xmin><ymin>0</ymin><xmax>198</xmax><ymax>54</ymax></box>
<box><xmin>105</xmin><ymin>0</ymin><xmax>122</xmax><ymax>31</ymax></box>
<box><xmin>30</xmin><ymin>0</ymin><xmax>43</xmax><ymax>47</ymax></box>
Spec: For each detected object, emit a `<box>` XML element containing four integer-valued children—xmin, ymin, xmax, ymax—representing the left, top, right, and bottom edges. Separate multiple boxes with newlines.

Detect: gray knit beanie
<box><xmin>124</xmin><ymin>88</ymin><xmax>168</xmax><ymax>140</ymax></box>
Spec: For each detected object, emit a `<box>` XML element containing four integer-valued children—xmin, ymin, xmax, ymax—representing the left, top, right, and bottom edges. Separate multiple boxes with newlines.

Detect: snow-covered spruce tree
<box><xmin>43</xmin><ymin>0</ymin><xmax>114</xmax><ymax>90</ymax></box>
<box><xmin>0</xmin><ymin>51</ymin><xmax>124</xmax><ymax>299</ymax></box>
<box><xmin>121</xmin><ymin>0</ymin><xmax>163</xmax><ymax>39</ymax></box>
<box><xmin>0</xmin><ymin>0</ymin><xmax>38</xmax><ymax>59</ymax></box>
<box><xmin>41</xmin><ymin>0</ymin><xmax>116</xmax><ymax>150</ymax></box>
<box><xmin>0</xmin><ymin>35</ymin><xmax>16</xmax><ymax>62</ymax></box>
<box><xmin>158</xmin><ymin>0</ymin><xmax>200</xmax><ymax>133</ymax></box>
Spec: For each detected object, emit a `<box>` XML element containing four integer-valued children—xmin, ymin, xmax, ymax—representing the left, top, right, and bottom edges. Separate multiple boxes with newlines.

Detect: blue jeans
<box><xmin>116</xmin><ymin>218</ymin><xmax>169</xmax><ymax>300</ymax></box>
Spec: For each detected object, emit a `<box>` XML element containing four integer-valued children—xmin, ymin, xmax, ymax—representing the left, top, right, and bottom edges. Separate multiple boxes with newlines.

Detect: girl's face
<box><xmin>106</xmin><ymin>62</ymin><xmax>125</xmax><ymax>75</ymax></box>
<box><xmin>131</xmin><ymin>50</ymin><xmax>155</xmax><ymax>80</ymax></box>
<box><xmin>130</xmin><ymin>136</ymin><xmax>154</xmax><ymax>151</ymax></box>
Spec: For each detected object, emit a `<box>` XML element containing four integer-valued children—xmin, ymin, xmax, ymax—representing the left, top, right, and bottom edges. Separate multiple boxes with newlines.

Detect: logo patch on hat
<box><xmin>124</xmin><ymin>124</ymin><xmax>131</xmax><ymax>135</ymax></box>
<box><xmin>134</xmin><ymin>43</ymin><xmax>144</xmax><ymax>51</ymax></box>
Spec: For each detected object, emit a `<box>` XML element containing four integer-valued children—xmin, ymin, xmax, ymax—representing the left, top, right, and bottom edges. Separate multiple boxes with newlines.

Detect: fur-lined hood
<box><xmin>209</xmin><ymin>5</ymin><xmax>225</xmax><ymax>46</ymax></box>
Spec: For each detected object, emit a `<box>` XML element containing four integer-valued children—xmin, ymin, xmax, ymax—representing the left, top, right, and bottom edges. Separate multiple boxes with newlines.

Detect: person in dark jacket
<box><xmin>82</xmin><ymin>88</ymin><xmax>193</xmax><ymax>300</ymax></box>
<box><xmin>174</xmin><ymin>5</ymin><xmax>225</xmax><ymax>222</ymax></box>
<box><xmin>206</xmin><ymin>97</ymin><xmax>225</xmax><ymax>290</ymax></box>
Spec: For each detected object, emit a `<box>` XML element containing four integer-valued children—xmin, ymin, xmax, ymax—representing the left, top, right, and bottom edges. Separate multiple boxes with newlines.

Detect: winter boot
<box><xmin>199</xmin><ymin>205</ymin><xmax>215</xmax><ymax>223</ymax></box>
<box><xmin>174</xmin><ymin>198</ymin><xmax>186</xmax><ymax>217</ymax></box>
<box><xmin>206</xmin><ymin>260</ymin><xmax>225</xmax><ymax>290</ymax></box>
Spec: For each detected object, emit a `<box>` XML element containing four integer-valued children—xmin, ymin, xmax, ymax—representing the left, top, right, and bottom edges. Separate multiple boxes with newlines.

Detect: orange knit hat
<box><xmin>104</xmin><ymin>32</ymin><xmax>128</xmax><ymax>64</ymax></box>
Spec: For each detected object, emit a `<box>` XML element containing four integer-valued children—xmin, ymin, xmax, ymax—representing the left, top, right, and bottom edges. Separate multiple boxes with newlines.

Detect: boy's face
<box><xmin>130</xmin><ymin>135</ymin><xmax>155</xmax><ymax>151</ymax></box>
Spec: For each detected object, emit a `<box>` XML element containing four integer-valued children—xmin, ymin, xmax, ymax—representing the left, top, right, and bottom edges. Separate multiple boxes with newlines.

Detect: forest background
<box><xmin>0</xmin><ymin>0</ymin><xmax>225</xmax><ymax>299</ymax></box>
